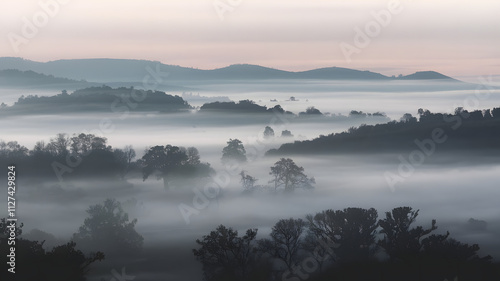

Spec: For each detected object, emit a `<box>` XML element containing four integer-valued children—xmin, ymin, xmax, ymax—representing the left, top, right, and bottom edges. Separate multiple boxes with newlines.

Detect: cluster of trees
<box><xmin>269</xmin><ymin>106</ymin><xmax>500</xmax><ymax>155</ymax></box>
<box><xmin>239</xmin><ymin>158</ymin><xmax>315</xmax><ymax>193</ymax></box>
<box><xmin>193</xmin><ymin>207</ymin><xmax>498</xmax><ymax>281</ymax></box>
<box><xmin>2</xmin><ymin>132</ymin><xmax>317</xmax><ymax>194</ymax></box>
<box><xmin>418</xmin><ymin>107</ymin><xmax>500</xmax><ymax>123</ymax></box>
<box><xmin>0</xmin><ymin>134</ymin><xmax>214</xmax><ymax>189</ymax></box>
<box><xmin>0</xmin><ymin>133</ymin><xmax>136</xmax><ymax>182</ymax></box>
<box><xmin>200</xmin><ymin>100</ymin><xmax>292</xmax><ymax>114</ymax></box>
<box><xmin>0</xmin><ymin>198</ymin><xmax>143</xmax><ymax>281</ymax></box>
<box><xmin>349</xmin><ymin>110</ymin><xmax>387</xmax><ymax>118</ymax></box>
<box><xmin>219</xmin><ymin>139</ymin><xmax>315</xmax><ymax>193</ymax></box>
<box><xmin>141</xmin><ymin>145</ymin><xmax>213</xmax><ymax>189</ymax></box>
<box><xmin>0</xmin><ymin>86</ymin><xmax>191</xmax><ymax>114</ymax></box>
<box><xmin>299</xmin><ymin>106</ymin><xmax>323</xmax><ymax>116</ymax></box>
<box><xmin>72</xmin><ymin>199</ymin><xmax>144</xmax><ymax>256</ymax></box>
<box><xmin>262</xmin><ymin>126</ymin><xmax>294</xmax><ymax>139</ymax></box>
<box><xmin>221</xmin><ymin>139</ymin><xmax>247</xmax><ymax>164</ymax></box>
<box><xmin>199</xmin><ymin>100</ymin><xmax>390</xmax><ymax>122</ymax></box>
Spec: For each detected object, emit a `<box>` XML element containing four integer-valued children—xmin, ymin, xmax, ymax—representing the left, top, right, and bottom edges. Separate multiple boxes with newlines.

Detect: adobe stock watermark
<box><xmin>51</xmin><ymin>64</ymin><xmax>170</xmax><ymax>187</ymax></box>
<box><xmin>340</xmin><ymin>0</ymin><xmax>408</xmax><ymax>62</ymax></box>
<box><xmin>178</xmin><ymin>109</ymin><xmax>293</xmax><ymax>224</ymax></box>
<box><xmin>8</xmin><ymin>0</ymin><xmax>72</xmax><ymax>53</ymax></box>
<box><xmin>384</xmin><ymin>75</ymin><xmax>496</xmax><ymax>191</ymax></box>
<box><xmin>213</xmin><ymin>0</ymin><xmax>243</xmax><ymax>21</ymax></box>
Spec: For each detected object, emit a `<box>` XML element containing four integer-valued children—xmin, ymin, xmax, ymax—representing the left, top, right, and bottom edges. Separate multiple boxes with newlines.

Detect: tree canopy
<box><xmin>72</xmin><ymin>198</ymin><xmax>143</xmax><ymax>256</ymax></box>
<box><xmin>269</xmin><ymin>158</ymin><xmax>315</xmax><ymax>192</ymax></box>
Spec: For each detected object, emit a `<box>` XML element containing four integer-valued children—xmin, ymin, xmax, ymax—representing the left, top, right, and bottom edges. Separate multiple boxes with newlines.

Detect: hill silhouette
<box><xmin>0</xmin><ymin>57</ymin><xmax>460</xmax><ymax>83</ymax></box>
<box><xmin>0</xmin><ymin>69</ymin><xmax>93</xmax><ymax>89</ymax></box>
<box><xmin>398</xmin><ymin>71</ymin><xmax>458</xmax><ymax>81</ymax></box>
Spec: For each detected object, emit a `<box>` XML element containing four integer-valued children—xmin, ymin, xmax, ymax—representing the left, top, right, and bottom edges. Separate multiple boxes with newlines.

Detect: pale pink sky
<box><xmin>1</xmin><ymin>0</ymin><xmax>499</xmax><ymax>77</ymax></box>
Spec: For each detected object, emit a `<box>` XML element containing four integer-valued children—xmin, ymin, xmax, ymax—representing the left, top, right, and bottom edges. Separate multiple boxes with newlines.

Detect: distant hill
<box><xmin>0</xmin><ymin>69</ymin><xmax>92</xmax><ymax>89</ymax></box>
<box><xmin>0</xmin><ymin>57</ymin><xmax>459</xmax><ymax>83</ymax></box>
<box><xmin>296</xmin><ymin>67</ymin><xmax>389</xmax><ymax>80</ymax></box>
<box><xmin>398</xmin><ymin>71</ymin><xmax>457</xmax><ymax>81</ymax></box>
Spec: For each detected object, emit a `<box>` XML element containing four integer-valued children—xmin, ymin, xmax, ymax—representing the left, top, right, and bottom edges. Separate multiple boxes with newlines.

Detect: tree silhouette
<box><xmin>187</xmin><ymin>146</ymin><xmax>201</xmax><ymax>165</ymax></box>
<box><xmin>113</xmin><ymin>145</ymin><xmax>136</xmax><ymax>179</ymax></box>
<box><xmin>307</xmin><ymin>207</ymin><xmax>378</xmax><ymax>263</ymax></box>
<box><xmin>141</xmin><ymin>145</ymin><xmax>188</xmax><ymax>189</ymax></box>
<box><xmin>269</xmin><ymin>158</ymin><xmax>315</xmax><ymax>192</ymax></box>
<box><xmin>190</xmin><ymin>207</ymin><xmax>500</xmax><ymax>281</ymax></box>
<box><xmin>47</xmin><ymin>133</ymin><xmax>70</xmax><ymax>156</ymax></box>
<box><xmin>259</xmin><ymin>218</ymin><xmax>306</xmax><ymax>271</ymax></box>
<box><xmin>45</xmin><ymin>241</ymin><xmax>104</xmax><ymax>281</ymax></box>
<box><xmin>1</xmin><ymin>218</ymin><xmax>103</xmax><ymax>281</ymax></box>
<box><xmin>421</xmin><ymin>234</ymin><xmax>491</xmax><ymax>262</ymax></box>
<box><xmin>0</xmin><ymin>140</ymin><xmax>29</xmax><ymax>159</ymax></box>
<box><xmin>299</xmin><ymin>106</ymin><xmax>322</xmax><ymax>116</ymax></box>
<box><xmin>400</xmin><ymin>113</ymin><xmax>417</xmax><ymax>123</ymax></box>
<box><xmin>193</xmin><ymin>225</ymin><xmax>259</xmax><ymax>281</ymax></box>
<box><xmin>221</xmin><ymin>139</ymin><xmax>247</xmax><ymax>164</ymax></box>
<box><xmin>240</xmin><ymin>171</ymin><xmax>258</xmax><ymax>193</ymax></box>
<box><xmin>70</xmin><ymin>133</ymin><xmax>109</xmax><ymax>155</ymax></box>
<box><xmin>263</xmin><ymin>126</ymin><xmax>275</xmax><ymax>139</ymax></box>
<box><xmin>142</xmin><ymin>145</ymin><xmax>212</xmax><ymax>189</ymax></box>
<box><xmin>72</xmin><ymin>199</ymin><xmax>143</xmax><ymax>256</ymax></box>
<box><xmin>378</xmin><ymin>207</ymin><xmax>437</xmax><ymax>261</ymax></box>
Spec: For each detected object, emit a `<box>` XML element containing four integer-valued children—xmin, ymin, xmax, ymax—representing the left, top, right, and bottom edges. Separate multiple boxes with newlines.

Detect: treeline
<box><xmin>268</xmin><ymin>107</ymin><xmax>500</xmax><ymax>155</ymax></box>
<box><xmin>199</xmin><ymin>99</ymin><xmax>390</xmax><ymax>121</ymax></box>
<box><xmin>1</xmin><ymin>132</ymin><xmax>315</xmax><ymax>193</ymax></box>
<box><xmin>0</xmin><ymin>133</ymin><xmax>135</xmax><ymax>182</ymax></box>
<box><xmin>193</xmin><ymin>206</ymin><xmax>499</xmax><ymax>281</ymax></box>
<box><xmin>0</xmin><ymin>86</ymin><xmax>392</xmax><ymax>122</ymax></box>
<box><xmin>0</xmin><ymin>133</ymin><xmax>215</xmax><ymax>188</ymax></box>
<box><xmin>0</xmin><ymin>86</ymin><xmax>191</xmax><ymax>114</ymax></box>
<box><xmin>200</xmin><ymin>99</ymin><xmax>293</xmax><ymax>114</ymax></box>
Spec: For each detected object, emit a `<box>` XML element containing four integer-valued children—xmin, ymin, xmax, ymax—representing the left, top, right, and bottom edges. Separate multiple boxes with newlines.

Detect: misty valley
<box><xmin>1</xmin><ymin>65</ymin><xmax>500</xmax><ymax>281</ymax></box>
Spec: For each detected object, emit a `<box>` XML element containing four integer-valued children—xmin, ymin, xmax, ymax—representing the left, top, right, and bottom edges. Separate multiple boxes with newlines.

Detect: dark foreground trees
<box><xmin>307</xmin><ymin>207</ymin><xmax>378</xmax><ymax>263</ymax></box>
<box><xmin>259</xmin><ymin>218</ymin><xmax>307</xmax><ymax>272</ymax></box>
<box><xmin>0</xmin><ymin>218</ymin><xmax>104</xmax><ymax>281</ymax></box>
<box><xmin>378</xmin><ymin>206</ymin><xmax>437</xmax><ymax>261</ymax></box>
<box><xmin>193</xmin><ymin>207</ymin><xmax>499</xmax><ymax>281</ymax></box>
<box><xmin>192</xmin><ymin>225</ymin><xmax>267</xmax><ymax>281</ymax></box>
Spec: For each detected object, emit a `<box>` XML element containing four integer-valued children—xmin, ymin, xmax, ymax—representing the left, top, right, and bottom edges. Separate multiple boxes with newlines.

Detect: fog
<box><xmin>1</xmin><ymin>80</ymin><xmax>499</xmax><ymax>281</ymax></box>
